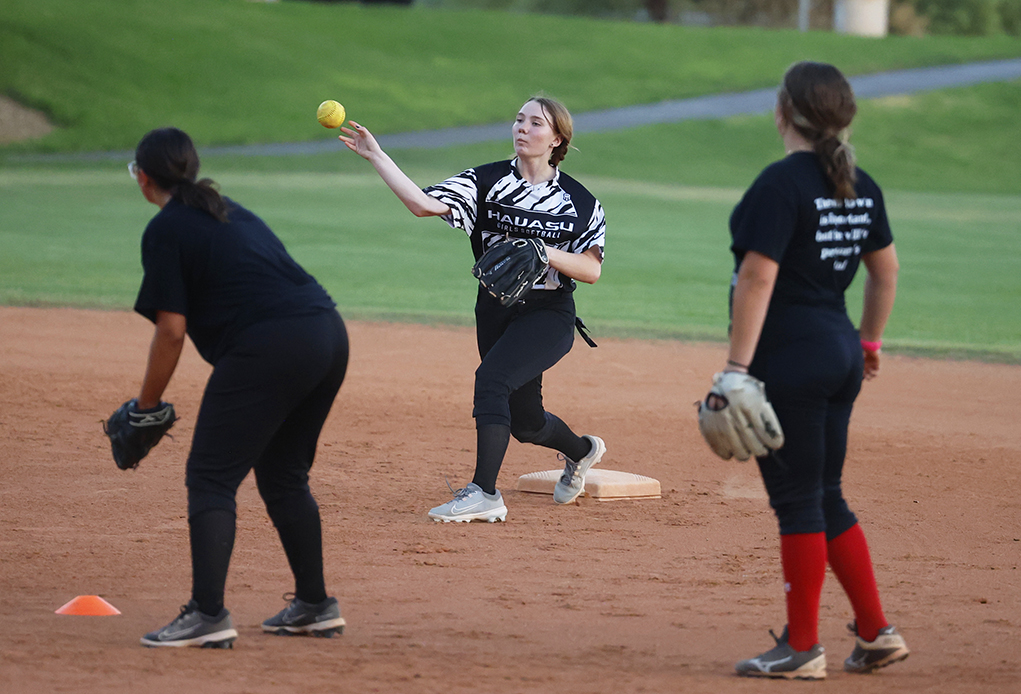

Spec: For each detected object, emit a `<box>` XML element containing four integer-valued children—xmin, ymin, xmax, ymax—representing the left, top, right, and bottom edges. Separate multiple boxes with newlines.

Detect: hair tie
<box><xmin>789</xmin><ymin>107</ymin><xmax>814</xmax><ymax>130</ymax></box>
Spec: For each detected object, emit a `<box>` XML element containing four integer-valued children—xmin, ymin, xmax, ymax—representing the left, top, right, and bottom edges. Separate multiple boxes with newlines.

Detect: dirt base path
<box><xmin>1</xmin><ymin>306</ymin><xmax>1018</xmax><ymax>693</ymax></box>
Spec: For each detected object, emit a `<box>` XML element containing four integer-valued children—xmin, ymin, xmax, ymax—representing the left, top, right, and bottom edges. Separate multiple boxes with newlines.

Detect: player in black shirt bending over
<box><xmin>714</xmin><ymin>63</ymin><xmax>908</xmax><ymax>679</ymax></box>
<box><xmin>127</xmin><ymin>128</ymin><xmax>348</xmax><ymax>648</ymax></box>
<box><xmin>340</xmin><ymin>97</ymin><xmax>606</xmax><ymax>523</ymax></box>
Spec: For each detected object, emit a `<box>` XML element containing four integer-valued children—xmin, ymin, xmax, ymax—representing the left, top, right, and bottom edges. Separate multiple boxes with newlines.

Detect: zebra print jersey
<box><xmin>423</xmin><ymin>158</ymin><xmax>606</xmax><ymax>291</ymax></box>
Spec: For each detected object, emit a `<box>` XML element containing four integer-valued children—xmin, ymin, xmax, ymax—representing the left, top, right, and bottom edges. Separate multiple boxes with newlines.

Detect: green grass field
<box><xmin>1</xmin><ymin>1</ymin><xmax>1019</xmax><ymax>361</ymax></box>
<box><xmin>2</xmin><ymin>165</ymin><xmax>1018</xmax><ymax>360</ymax></box>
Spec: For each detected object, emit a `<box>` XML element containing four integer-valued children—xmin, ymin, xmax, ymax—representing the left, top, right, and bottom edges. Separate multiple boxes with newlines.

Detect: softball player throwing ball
<box><xmin>706</xmin><ymin>62</ymin><xmax>909</xmax><ymax>678</ymax></box>
<box><xmin>340</xmin><ymin>96</ymin><xmax>606</xmax><ymax>522</ymax></box>
<box><xmin>126</xmin><ymin>128</ymin><xmax>348</xmax><ymax>647</ymax></box>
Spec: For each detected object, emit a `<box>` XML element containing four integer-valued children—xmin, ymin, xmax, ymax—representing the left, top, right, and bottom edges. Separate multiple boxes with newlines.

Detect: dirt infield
<box><xmin>1</xmin><ymin>306</ymin><xmax>1018</xmax><ymax>693</ymax></box>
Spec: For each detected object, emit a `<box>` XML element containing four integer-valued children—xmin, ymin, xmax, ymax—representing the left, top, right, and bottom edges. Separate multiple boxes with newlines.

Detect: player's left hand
<box><xmin>103</xmin><ymin>399</ymin><xmax>176</xmax><ymax>470</ymax></box>
<box><xmin>697</xmin><ymin>372</ymin><xmax>784</xmax><ymax>461</ymax></box>
<box><xmin>863</xmin><ymin>348</ymin><xmax>881</xmax><ymax>380</ymax></box>
<box><xmin>472</xmin><ymin>237</ymin><xmax>549</xmax><ymax>307</ymax></box>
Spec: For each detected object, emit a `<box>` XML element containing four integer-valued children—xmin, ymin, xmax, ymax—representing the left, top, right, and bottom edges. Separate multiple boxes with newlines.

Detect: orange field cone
<box><xmin>55</xmin><ymin>595</ymin><xmax>121</xmax><ymax>616</ymax></box>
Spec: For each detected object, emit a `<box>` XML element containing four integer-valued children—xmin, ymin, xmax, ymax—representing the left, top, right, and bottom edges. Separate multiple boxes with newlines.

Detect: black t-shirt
<box><xmin>730</xmin><ymin>152</ymin><xmax>893</xmax><ymax>313</ymax></box>
<box><xmin>134</xmin><ymin>198</ymin><xmax>335</xmax><ymax>364</ymax></box>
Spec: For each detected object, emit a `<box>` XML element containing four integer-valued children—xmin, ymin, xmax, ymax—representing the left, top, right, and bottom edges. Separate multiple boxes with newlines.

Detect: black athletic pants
<box><xmin>185</xmin><ymin>309</ymin><xmax>348</xmax><ymax>615</ymax></box>
<box><xmin>750</xmin><ymin>305</ymin><xmax>862</xmax><ymax>539</ymax></box>
<box><xmin>470</xmin><ymin>288</ymin><xmax>589</xmax><ymax>493</ymax></box>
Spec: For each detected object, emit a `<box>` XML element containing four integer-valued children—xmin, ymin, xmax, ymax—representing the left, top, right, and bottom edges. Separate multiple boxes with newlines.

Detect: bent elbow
<box><xmin>571</xmin><ymin>264</ymin><xmax>601</xmax><ymax>285</ymax></box>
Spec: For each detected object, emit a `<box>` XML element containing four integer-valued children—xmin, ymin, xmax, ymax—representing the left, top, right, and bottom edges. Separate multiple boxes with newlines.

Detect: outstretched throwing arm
<box><xmin>339</xmin><ymin>122</ymin><xmax>450</xmax><ymax>218</ymax></box>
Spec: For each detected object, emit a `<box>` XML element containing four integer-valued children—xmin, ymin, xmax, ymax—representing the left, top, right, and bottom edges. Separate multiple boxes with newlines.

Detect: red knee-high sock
<box><xmin>781</xmin><ymin>532</ymin><xmax>828</xmax><ymax>651</ymax></box>
<box><xmin>827</xmin><ymin>523</ymin><xmax>886</xmax><ymax>642</ymax></box>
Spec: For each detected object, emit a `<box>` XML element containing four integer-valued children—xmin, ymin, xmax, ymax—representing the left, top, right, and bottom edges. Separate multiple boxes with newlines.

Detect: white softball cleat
<box><xmin>553</xmin><ymin>435</ymin><xmax>606</xmax><ymax>504</ymax></box>
<box><xmin>428</xmin><ymin>483</ymin><xmax>507</xmax><ymax>523</ymax></box>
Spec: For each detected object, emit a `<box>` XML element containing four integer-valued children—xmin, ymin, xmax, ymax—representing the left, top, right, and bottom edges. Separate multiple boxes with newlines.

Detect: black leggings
<box><xmin>185</xmin><ymin>310</ymin><xmax>348</xmax><ymax>614</ymax></box>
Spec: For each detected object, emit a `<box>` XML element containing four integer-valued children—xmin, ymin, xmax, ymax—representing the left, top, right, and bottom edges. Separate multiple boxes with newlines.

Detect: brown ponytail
<box><xmin>815</xmin><ymin>136</ymin><xmax>857</xmax><ymax>201</ymax></box>
<box><xmin>135</xmin><ymin>127</ymin><xmax>230</xmax><ymax>222</ymax></box>
<box><xmin>777</xmin><ymin>62</ymin><xmax>858</xmax><ymax>200</ymax></box>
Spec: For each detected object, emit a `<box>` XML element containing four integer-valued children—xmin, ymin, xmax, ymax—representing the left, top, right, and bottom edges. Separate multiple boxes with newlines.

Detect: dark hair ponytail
<box><xmin>815</xmin><ymin>136</ymin><xmax>857</xmax><ymax>200</ymax></box>
<box><xmin>134</xmin><ymin>127</ymin><xmax>230</xmax><ymax>222</ymax></box>
<box><xmin>778</xmin><ymin>62</ymin><xmax>858</xmax><ymax>200</ymax></box>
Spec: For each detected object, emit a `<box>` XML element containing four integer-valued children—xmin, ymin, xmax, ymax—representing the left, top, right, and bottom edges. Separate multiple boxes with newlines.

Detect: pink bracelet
<box><xmin>861</xmin><ymin>340</ymin><xmax>882</xmax><ymax>353</ymax></box>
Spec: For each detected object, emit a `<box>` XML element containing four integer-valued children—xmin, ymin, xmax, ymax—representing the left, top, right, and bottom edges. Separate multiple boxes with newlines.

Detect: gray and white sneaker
<box><xmin>735</xmin><ymin>626</ymin><xmax>827</xmax><ymax>679</ymax></box>
<box><xmin>428</xmin><ymin>483</ymin><xmax>507</xmax><ymax>523</ymax></box>
<box><xmin>262</xmin><ymin>595</ymin><xmax>346</xmax><ymax>637</ymax></box>
<box><xmin>553</xmin><ymin>435</ymin><xmax>605</xmax><ymax>504</ymax></box>
<box><xmin>844</xmin><ymin>622</ymin><xmax>909</xmax><ymax>673</ymax></box>
<box><xmin>140</xmin><ymin>600</ymin><xmax>238</xmax><ymax>648</ymax></box>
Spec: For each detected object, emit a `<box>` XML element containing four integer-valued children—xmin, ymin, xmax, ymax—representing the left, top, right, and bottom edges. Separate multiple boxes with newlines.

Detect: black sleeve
<box><xmin>730</xmin><ymin>172</ymin><xmax>799</xmax><ymax>263</ymax></box>
<box><xmin>133</xmin><ymin>216</ymin><xmax>189</xmax><ymax>323</ymax></box>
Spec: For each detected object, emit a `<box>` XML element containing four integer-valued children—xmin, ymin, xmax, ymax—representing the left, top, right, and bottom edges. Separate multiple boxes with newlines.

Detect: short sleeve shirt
<box><xmin>423</xmin><ymin>159</ymin><xmax>606</xmax><ymax>291</ymax></box>
<box><xmin>729</xmin><ymin>152</ymin><xmax>893</xmax><ymax>312</ymax></box>
<box><xmin>134</xmin><ymin>198</ymin><xmax>335</xmax><ymax>364</ymax></box>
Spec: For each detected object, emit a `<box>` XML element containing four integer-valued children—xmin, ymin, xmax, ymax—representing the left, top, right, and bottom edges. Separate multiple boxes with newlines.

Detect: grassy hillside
<box><xmin>2</xmin><ymin>0</ymin><xmax>1021</xmax><ymax>152</ymax></box>
<box><xmin>349</xmin><ymin>79</ymin><xmax>1021</xmax><ymax>195</ymax></box>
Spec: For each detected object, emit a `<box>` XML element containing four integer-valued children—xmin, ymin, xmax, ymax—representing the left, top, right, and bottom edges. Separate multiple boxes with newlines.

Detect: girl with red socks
<box><xmin>706</xmin><ymin>62</ymin><xmax>909</xmax><ymax>679</ymax></box>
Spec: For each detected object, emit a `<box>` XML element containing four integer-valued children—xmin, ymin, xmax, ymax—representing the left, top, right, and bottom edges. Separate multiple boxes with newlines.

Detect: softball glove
<box><xmin>103</xmin><ymin>399</ymin><xmax>176</xmax><ymax>470</ymax></box>
<box><xmin>472</xmin><ymin>238</ymin><xmax>549</xmax><ymax>307</ymax></box>
<box><xmin>698</xmin><ymin>372</ymin><xmax>784</xmax><ymax>461</ymax></box>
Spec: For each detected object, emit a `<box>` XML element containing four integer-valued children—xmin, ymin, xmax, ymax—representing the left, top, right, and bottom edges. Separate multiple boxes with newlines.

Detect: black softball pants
<box><xmin>751</xmin><ymin>306</ymin><xmax>863</xmax><ymax>539</ymax></box>
<box><xmin>469</xmin><ymin>288</ymin><xmax>590</xmax><ymax>493</ymax></box>
<box><xmin>185</xmin><ymin>310</ymin><xmax>348</xmax><ymax>614</ymax></box>
<box><xmin>474</xmin><ymin>288</ymin><xmax>576</xmax><ymax>433</ymax></box>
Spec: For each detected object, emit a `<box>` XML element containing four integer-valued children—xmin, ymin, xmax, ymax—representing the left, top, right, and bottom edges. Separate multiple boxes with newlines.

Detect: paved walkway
<box><xmin>15</xmin><ymin>58</ymin><xmax>1021</xmax><ymax>161</ymax></box>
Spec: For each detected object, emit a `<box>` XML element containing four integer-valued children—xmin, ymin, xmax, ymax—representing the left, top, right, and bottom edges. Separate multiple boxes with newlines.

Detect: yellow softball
<box><xmin>317</xmin><ymin>100</ymin><xmax>345</xmax><ymax>129</ymax></box>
